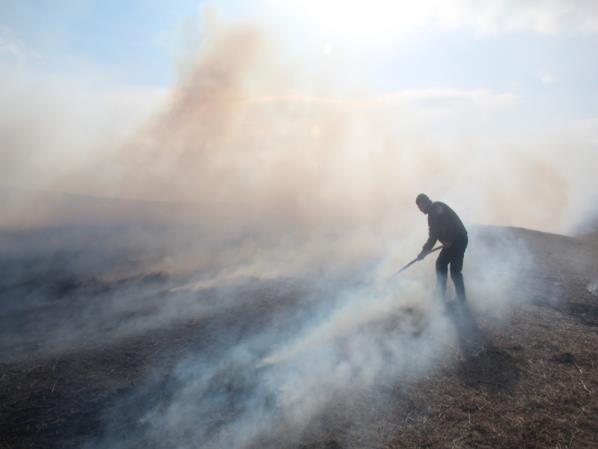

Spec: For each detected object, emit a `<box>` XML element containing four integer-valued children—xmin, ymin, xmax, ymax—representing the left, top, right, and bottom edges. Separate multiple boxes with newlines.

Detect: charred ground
<box><xmin>1</xmin><ymin>225</ymin><xmax>597</xmax><ymax>449</ymax></box>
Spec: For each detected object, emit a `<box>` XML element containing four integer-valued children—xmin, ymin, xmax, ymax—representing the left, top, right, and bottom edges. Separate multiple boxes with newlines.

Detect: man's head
<box><xmin>416</xmin><ymin>193</ymin><xmax>432</xmax><ymax>214</ymax></box>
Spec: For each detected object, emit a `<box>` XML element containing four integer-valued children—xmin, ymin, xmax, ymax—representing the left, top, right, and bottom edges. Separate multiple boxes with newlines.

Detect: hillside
<box><xmin>1</xmin><ymin>224</ymin><xmax>597</xmax><ymax>449</ymax></box>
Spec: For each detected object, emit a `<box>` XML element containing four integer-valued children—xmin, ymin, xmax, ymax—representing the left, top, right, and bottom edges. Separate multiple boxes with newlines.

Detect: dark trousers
<box><xmin>435</xmin><ymin>235</ymin><xmax>468</xmax><ymax>302</ymax></box>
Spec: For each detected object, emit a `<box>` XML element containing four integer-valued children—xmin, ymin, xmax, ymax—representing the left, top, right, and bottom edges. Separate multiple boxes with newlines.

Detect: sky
<box><xmin>1</xmin><ymin>1</ymin><xmax>598</xmax><ymax>151</ymax></box>
<box><xmin>1</xmin><ymin>0</ymin><xmax>597</xmax><ymax>232</ymax></box>
<box><xmin>2</xmin><ymin>0</ymin><xmax>598</xmax><ymax>111</ymax></box>
<box><xmin>0</xmin><ymin>0</ymin><xmax>197</xmax><ymax>85</ymax></box>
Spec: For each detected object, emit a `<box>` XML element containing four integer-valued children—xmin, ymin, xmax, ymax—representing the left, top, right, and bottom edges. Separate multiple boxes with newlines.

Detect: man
<box><xmin>416</xmin><ymin>193</ymin><xmax>468</xmax><ymax>303</ymax></box>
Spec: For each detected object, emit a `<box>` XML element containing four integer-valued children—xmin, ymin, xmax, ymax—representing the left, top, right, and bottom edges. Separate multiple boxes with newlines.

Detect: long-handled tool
<box><xmin>390</xmin><ymin>245</ymin><xmax>444</xmax><ymax>279</ymax></box>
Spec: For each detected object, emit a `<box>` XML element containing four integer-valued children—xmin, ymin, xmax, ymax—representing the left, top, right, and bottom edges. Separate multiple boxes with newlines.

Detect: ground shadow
<box><xmin>448</xmin><ymin>302</ymin><xmax>521</xmax><ymax>395</ymax></box>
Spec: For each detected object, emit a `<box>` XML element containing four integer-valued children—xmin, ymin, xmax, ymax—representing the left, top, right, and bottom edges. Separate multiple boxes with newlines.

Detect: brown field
<box><xmin>1</xmin><ymin>224</ymin><xmax>597</xmax><ymax>449</ymax></box>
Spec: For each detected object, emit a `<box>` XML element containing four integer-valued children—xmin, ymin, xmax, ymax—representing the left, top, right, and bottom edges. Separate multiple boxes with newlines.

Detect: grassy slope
<box><xmin>1</xmin><ymin>227</ymin><xmax>597</xmax><ymax>449</ymax></box>
<box><xmin>297</xmin><ymin>228</ymin><xmax>598</xmax><ymax>449</ymax></box>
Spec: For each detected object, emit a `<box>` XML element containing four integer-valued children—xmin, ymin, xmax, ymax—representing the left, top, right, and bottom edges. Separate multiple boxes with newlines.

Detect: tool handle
<box><xmin>390</xmin><ymin>245</ymin><xmax>444</xmax><ymax>279</ymax></box>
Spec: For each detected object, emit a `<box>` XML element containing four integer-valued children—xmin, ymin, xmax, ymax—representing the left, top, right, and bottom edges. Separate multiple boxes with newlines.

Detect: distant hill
<box><xmin>0</xmin><ymin>186</ymin><xmax>195</xmax><ymax>228</ymax></box>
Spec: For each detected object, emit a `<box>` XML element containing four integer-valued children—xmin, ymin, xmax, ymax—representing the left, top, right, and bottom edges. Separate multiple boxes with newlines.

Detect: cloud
<box><xmin>444</xmin><ymin>0</ymin><xmax>598</xmax><ymax>34</ymax></box>
<box><xmin>0</xmin><ymin>24</ymin><xmax>40</xmax><ymax>60</ymax></box>
<box><xmin>0</xmin><ymin>25</ymin><xmax>23</xmax><ymax>58</ymax></box>
<box><xmin>539</xmin><ymin>71</ymin><xmax>557</xmax><ymax>85</ymax></box>
<box><xmin>424</xmin><ymin>0</ymin><xmax>598</xmax><ymax>34</ymax></box>
<box><xmin>256</xmin><ymin>0</ymin><xmax>598</xmax><ymax>37</ymax></box>
<box><xmin>570</xmin><ymin>117</ymin><xmax>598</xmax><ymax>143</ymax></box>
<box><xmin>381</xmin><ymin>88</ymin><xmax>518</xmax><ymax>114</ymax></box>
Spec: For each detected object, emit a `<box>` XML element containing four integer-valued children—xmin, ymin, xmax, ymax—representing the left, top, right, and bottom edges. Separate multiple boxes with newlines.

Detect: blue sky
<box><xmin>1</xmin><ymin>1</ymin><xmax>598</xmax><ymax>123</ymax></box>
<box><xmin>0</xmin><ymin>0</ymin><xmax>598</xmax><ymax>130</ymax></box>
<box><xmin>0</xmin><ymin>0</ymin><xmax>201</xmax><ymax>85</ymax></box>
<box><xmin>2</xmin><ymin>0</ymin><xmax>598</xmax><ymax>115</ymax></box>
<box><xmin>378</xmin><ymin>30</ymin><xmax>598</xmax><ymax>120</ymax></box>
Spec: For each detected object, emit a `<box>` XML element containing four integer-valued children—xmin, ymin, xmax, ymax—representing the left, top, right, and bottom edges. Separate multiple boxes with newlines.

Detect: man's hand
<box><xmin>416</xmin><ymin>252</ymin><xmax>426</xmax><ymax>261</ymax></box>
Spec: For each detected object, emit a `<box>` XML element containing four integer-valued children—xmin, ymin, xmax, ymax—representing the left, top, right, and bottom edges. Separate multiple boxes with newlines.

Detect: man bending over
<box><xmin>416</xmin><ymin>193</ymin><xmax>468</xmax><ymax>303</ymax></box>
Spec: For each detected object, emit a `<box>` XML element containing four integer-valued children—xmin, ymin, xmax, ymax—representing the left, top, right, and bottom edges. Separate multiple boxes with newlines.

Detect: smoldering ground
<box><xmin>1</xmin><ymin>10</ymin><xmax>597</xmax><ymax>449</ymax></box>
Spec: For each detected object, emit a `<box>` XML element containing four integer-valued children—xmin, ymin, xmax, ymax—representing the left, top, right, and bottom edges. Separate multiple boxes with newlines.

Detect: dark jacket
<box><xmin>422</xmin><ymin>201</ymin><xmax>467</xmax><ymax>253</ymax></box>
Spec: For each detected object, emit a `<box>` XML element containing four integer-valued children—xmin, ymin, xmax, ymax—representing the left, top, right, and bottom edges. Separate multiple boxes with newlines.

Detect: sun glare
<box><xmin>287</xmin><ymin>0</ymin><xmax>432</xmax><ymax>47</ymax></box>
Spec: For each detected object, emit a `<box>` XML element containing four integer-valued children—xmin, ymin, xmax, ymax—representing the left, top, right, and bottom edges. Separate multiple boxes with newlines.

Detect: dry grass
<box><xmin>1</xmin><ymin>227</ymin><xmax>597</xmax><ymax>449</ymax></box>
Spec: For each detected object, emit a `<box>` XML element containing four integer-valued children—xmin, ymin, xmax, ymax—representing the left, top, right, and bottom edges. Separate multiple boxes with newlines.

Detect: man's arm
<box><xmin>418</xmin><ymin>223</ymin><xmax>437</xmax><ymax>258</ymax></box>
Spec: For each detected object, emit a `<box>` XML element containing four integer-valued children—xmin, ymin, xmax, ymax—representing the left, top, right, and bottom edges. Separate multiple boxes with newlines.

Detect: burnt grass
<box><xmin>1</xmin><ymin>226</ymin><xmax>598</xmax><ymax>449</ymax></box>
